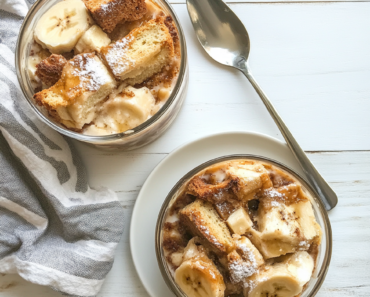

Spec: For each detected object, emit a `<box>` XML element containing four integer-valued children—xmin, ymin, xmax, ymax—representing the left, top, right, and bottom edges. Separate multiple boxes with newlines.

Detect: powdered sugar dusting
<box><xmin>71</xmin><ymin>54</ymin><xmax>110</xmax><ymax>91</ymax></box>
<box><xmin>264</xmin><ymin>188</ymin><xmax>284</xmax><ymax>199</ymax></box>
<box><xmin>105</xmin><ymin>36</ymin><xmax>135</xmax><ymax>76</ymax></box>
<box><xmin>229</xmin><ymin>260</ymin><xmax>256</xmax><ymax>283</ymax></box>
<box><xmin>229</xmin><ymin>240</ymin><xmax>258</xmax><ymax>283</ymax></box>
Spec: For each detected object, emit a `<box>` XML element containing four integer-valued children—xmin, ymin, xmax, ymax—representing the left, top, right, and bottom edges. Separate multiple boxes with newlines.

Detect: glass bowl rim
<box><xmin>15</xmin><ymin>0</ymin><xmax>187</xmax><ymax>143</ymax></box>
<box><xmin>155</xmin><ymin>154</ymin><xmax>332</xmax><ymax>297</ymax></box>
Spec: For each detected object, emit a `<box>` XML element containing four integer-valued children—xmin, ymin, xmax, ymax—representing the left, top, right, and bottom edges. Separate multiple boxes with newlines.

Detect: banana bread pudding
<box><xmin>161</xmin><ymin>160</ymin><xmax>322</xmax><ymax>297</ymax></box>
<box><xmin>28</xmin><ymin>0</ymin><xmax>181</xmax><ymax>135</ymax></box>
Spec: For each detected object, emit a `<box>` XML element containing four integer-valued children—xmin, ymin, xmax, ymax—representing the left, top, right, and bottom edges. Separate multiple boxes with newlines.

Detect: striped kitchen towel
<box><xmin>0</xmin><ymin>0</ymin><xmax>125</xmax><ymax>296</ymax></box>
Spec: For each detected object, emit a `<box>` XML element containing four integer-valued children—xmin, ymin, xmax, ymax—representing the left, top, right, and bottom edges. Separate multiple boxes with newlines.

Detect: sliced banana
<box><xmin>75</xmin><ymin>25</ymin><xmax>111</xmax><ymax>54</ymax></box>
<box><xmin>245</xmin><ymin>251</ymin><xmax>314</xmax><ymax>297</ymax></box>
<box><xmin>245</xmin><ymin>265</ymin><xmax>301</xmax><ymax>297</ymax></box>
<box><xmin>175</xmin><ymin>259</ymin><xmax>225</xmax><ymax>297</ymax></box>
<box><xmin>34</xmin><ymin>0</ymin><xmax>93</xmax><ymax>54</ymax></box>
<box><xmin>285</xmin><ymin>251</ymin><xmax>314</xmax><ymax>287</ymax></box>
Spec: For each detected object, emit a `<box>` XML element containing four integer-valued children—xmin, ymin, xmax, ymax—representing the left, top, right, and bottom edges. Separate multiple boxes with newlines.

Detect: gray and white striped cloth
<box><xmin>0</xmin><ymin>0</ymin><xmax>125</xmax><ymax>296</ymax></box>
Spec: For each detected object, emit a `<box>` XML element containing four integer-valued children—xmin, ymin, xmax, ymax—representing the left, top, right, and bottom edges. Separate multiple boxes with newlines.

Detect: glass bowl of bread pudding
<box><xmin>16</xmin><ymin>0</ymin><xmax>188</xmax><ymax>149</ymax></box>
<box><xmin>156</xmin><ymin>155</ymin><xmax>332</xmax><ymax>297</ymax></box>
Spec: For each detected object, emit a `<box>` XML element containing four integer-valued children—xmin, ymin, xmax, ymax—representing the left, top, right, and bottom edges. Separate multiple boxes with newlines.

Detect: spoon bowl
<box><xmin>187</xmin><ymin>0</ymin><xmax>250</xmax><ymax>69</ymax></box>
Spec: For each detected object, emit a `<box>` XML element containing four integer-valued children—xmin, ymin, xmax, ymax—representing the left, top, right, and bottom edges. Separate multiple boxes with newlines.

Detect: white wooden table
<box><xmin>2</xmin><ymin>1</ymin><xmax>370</xmax><ymax>296</ymax></box>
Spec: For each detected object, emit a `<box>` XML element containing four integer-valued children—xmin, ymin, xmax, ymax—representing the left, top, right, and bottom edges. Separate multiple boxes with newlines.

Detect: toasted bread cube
<box><xmin>83</xmin><ymin>0</ymin><xmax>147</xmax><ymax>33</ymax></box>
<box><xmin>233</xmin><ymin>235</ymin><xmax>264</xmax><ymax>267</ymax></box>
<box><xmin>228</xmin><ymin>163</ymin><xmax>272</xmax><ymax>200</ymax></box>
<box><xmin>100</xmin><ymin>17</ymin><xmax>174</xmax><ymax>84</ymax></box>
<box><xmin>179</xmin><ymin>199</ymin><xmax>234</xmax><ymax>254</ymax></box>
<box><xmin>227</xmin><ymin>208</ymin><xmax>253</xmax><ymax>235</ymax></box>
<box><xmin>34</xmin><ymin>53</ymin><xmax>116</xmax><ymax>129</ymax></box>
<box><xmin>227</xmin><ymin>236</ymin><xmax>264</xmax><ymax>284</ymax></box>
<box><xmin>75</xmin><ymin>25</ymin><xmax>111</xmax><ymax>54</ymax></box>
<box><xmin>35</xmin><ymin>54</ymin><xmax>67</xmax><ymax>86</ymax></box>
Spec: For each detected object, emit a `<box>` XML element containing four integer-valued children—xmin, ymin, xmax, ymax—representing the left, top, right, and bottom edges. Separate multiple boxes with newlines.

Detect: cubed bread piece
<box><xmin>227</xmin><ymin>163</ymin><xmax>273</xmax><ymax>200</ymax></box>
<box><xmin>187</xmin><ymin>175</ymin><xmax>236</xmax><ymax>203</ymax></box>
<box><xmin>214</xmin><ymin>198</ymin><xmax>241</xmax><ymax>221</ymax></box>
<box><xmin>34</xmin><ymin>53</ymin><xmax>116</xmax><ymax>129</ymax></box>
<box><xmin>179</xmin><ymin>199</ymin><xmax>234</xmax><ymax>255</ymax></box>
<box><xmin>83</xmin><ymin>0</ymin><xmax>147</xmax><ymax>33</ymax></box>
<box><xmin>233</xmin><ymin>235</ymin><xmax>264</xmax><ymax>268</ymax></box>
<box><xmin>35</xmin><ymin>54</ymin><xmax>67</xmax><ymax>86</ymax></box>
<box><xmin>100</xmin><ymin>17</ymin><xmax>174</xmax><ymax>84</ymax></box>
<box><xmin>227</xmin><ymin>235</ymin><xmax>264</xmax><ymax>284</ymax></box>
<box><xmin>75</xmin><ymin>25</ymin><xmax>111</xmax><ymax>54</ymax></box>
<box><xmin>263</xmin><ymin>183</ymin><xmax>308</xmax><ymax>205</ymax></box>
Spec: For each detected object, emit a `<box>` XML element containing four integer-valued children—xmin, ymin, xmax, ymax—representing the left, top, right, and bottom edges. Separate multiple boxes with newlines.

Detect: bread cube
<box><xmin>227</xmin><ymin>163</ymin><xmax>272</xmax><ymax>200</ymax></box>
<box><xmin>34</xmin><ymin>53</ymin><xmax>116</xmax><ymax>129</ymax></box>
<box><xmin>83</xmin><ymin>0</ymin><xmax>147</xmax><ymax>33</ymax></box>
<box><xmin>35</xmin><ymin>54</ymin><xmax>67</xmax><ymax>86</ymax></box>
<box><xmin>179</xmin><ymin>199</ymin><xmax>234</xmax><ymax>254</ymax></box>
<box><xmin>100</xmin><ymin>17</ymin><xmax>174</xmax><ymax>85</ymax></box>
<box><xmin>227</xmin><ymin>235</ymin><xmax>264</xmax><ymax>283</ymax></box>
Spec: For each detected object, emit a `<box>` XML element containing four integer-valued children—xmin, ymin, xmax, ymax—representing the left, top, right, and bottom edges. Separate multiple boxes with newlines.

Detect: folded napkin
<box><xmin>0</xmin><ymin>1</ymin><xmax>125</xmax><ymax>296</ymax></box>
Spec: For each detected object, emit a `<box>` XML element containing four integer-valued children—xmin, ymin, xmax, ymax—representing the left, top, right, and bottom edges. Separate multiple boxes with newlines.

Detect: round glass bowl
<box><xmin>16</xmin><ymin>0</ymin><xmax>188</xmax><ymax>150</ymax></box>
<box><xmin>156</xmin><ymin>154</ymin><xmax>332</xmax><ymax>297</ymax></box>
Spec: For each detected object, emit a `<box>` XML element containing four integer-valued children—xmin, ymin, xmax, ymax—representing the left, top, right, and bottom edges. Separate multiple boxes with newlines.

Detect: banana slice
<box><xmin>34</xmin><ymin>0</ymin><xmax>93</xmax><ymax>54</ymax></box>
<box><xmin>245</xmin><ymin>251</ymin><xmax>314</xmax><ymax>297</ymax></box>
<box><xmin>175</xmin><ymin>259</ymin><xmax>226</xmax><ymax>297</ymax></box>
<box><xmin>246</xmin><ymin>265</ymin><xmax>301</xmax><ymax>297</ymax></box>
<box><xmin>285</xmin><ymin>251</ymin><xmax>314</xmax><ymax>287</ymax></box>
<box><xmin>75</xmin><ymin>25</ymin><xmax>111</xmax><ymax>54</ymax></box>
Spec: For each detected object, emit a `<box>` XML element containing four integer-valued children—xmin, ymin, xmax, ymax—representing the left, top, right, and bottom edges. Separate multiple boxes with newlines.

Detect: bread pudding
<box><xmin>161</xmin><ymin>159</ymin><xmax>322</xmax><ymax>297</ymax></box>
<box><xmin>28</xmin><ymin>0</ymin><xmax>181</xmax><ymax>135</ymax></box>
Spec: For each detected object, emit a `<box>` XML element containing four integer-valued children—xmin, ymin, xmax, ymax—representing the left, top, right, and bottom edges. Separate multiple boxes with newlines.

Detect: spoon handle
<box><xmin>241</xmin><ymin>67</ymin><xmax>337</xmax><ymax>210</ymax></box>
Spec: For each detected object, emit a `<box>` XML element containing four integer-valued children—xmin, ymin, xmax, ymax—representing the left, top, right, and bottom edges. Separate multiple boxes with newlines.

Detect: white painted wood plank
<box><xmin>130</xmin><ymin>2</ymin><xmax>369</xmax><ymax>153</ymax></box>
<box><xmin>1</xmin><ymin>151</ymin><xmax>369</xmax><ymax>296</ymax></box>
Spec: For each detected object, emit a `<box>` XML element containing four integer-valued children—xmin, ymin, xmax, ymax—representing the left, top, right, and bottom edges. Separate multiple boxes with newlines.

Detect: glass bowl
<box><xmin>155</xmin><ymin>154</ymin><xmax>332</xmax><ymax>297</ymax></box>
<box><xmin>15</xmin><ymin>0</ymin><xmax>188</xmax><ymax>150</ymax></box>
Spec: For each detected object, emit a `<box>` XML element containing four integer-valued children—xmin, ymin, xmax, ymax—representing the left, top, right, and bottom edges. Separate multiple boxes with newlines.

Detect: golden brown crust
<box><xmin>83</xmin><ymin>0</ymin><xmax>147</xmax><ymax>33</ymax></box>
<box><xmin>100</xmin><ymin>16</ymin><xmax>175</xmax><ymax>83</ymax></box>
<box><xmin>187</xmin><ymin>176</ymin><xmax>237</xmax><ymax>202</ymax></box>
<box><xmin>163</xmin><ymin>15</ymin><xmax>180</xmax><ymax>56</ymax></box>
<box><xmin>179</xmin><ymin>199</ymin><xmax>234</xmax><ymax>255</ymax></box>
<box><xmin>35</xmin><ymin>54</ymin><xmax>67</xmax><ymax>86</ymax></box>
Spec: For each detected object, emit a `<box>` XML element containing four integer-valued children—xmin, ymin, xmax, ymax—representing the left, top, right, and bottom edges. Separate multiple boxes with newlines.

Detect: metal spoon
<box><xmin>186</xmin><ymin>0</ymin><xmax>338</xmax><ymax>210</ymax></box>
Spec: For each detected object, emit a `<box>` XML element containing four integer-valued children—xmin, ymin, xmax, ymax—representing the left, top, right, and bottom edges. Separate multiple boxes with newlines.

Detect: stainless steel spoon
<box><xmin>186</xmin><ymin>0</ymin><xmax>338</xmax><ymax>210</ymax></box>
